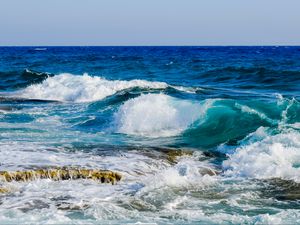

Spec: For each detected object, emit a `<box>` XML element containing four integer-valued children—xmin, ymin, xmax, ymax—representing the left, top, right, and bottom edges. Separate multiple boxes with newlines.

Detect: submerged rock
<box><xmin>0</xmin><ymin>187</ymin><xmax>9</xmax><ymax>193</ymax></box>
<box><xmin>265</xmin><ymin>178</ymin><xmax>300</xmax><ymax>201</ymax></box>
<box><xmin>198</xmin><ymin>167</ymin><xmax>219</xmax><ymax>176</ymax></box>
<box><xmin>163</xmin><ymin>149</ymin><xmax>194</xmax><ymax>164</ymax></box>
<box><xmin>0</xmin><ymin>106</ymin><xmax>14</xmax><ymax>112</ymax></box>
<box><xmin>0</xmin><ymin>168</ymin><xmax>122</xmax><ymax>185</ymax></box>
<box><xmin>163</xmin><ymin>149</ymin><xmax>220</xmax><ymax>176</ymax></box>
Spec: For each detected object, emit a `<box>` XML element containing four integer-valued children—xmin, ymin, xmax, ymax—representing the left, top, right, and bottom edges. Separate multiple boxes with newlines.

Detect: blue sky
<box><xmin>0</xmin><ymin>0</ymin><xmax>299</xmax><ymax>46</ymax></box>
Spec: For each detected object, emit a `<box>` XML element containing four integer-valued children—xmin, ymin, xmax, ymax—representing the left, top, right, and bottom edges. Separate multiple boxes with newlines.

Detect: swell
<box><xmin>201</xmin><ymin>66</ymin><xmax>300</xmax><ymax>81</ymax></box>
<box><xmin>195</xmin><ymin>66</ymin><xmax>300</xmax><ymax>91</ymax></box>
<box><xmin>0</xmin><ymin>69</ymin><xmax>53</xmax><ymax>90</ymax></box>
<box><xmin>3</xmin><ymin>80</ymin><xmax>298</xmax><ymax>149</ymax></box>
<box><xmin>1</xmin><ymin>72</ymin><xmax>299</xmax><ymax>149</ymax></box>
<box><xmin>5</xmin><ymin>71</ymin><xmax>297</xmax><ymax>104</ymax></box>
<box><xmin>194</xmin><ymin>99</ymin><xmax>298</xmax><ymax>143</ymax></box>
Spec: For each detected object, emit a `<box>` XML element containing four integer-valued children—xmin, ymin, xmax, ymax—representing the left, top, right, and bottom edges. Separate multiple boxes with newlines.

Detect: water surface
<box><xmin>0</xmin><ymin>46</ymin><xmax>299</xmax><ymax>224</ymax></box>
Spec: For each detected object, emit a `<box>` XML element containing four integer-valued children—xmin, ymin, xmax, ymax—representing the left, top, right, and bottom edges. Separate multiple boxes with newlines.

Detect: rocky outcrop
<box><xmin>0</xmin><ymin>168</ymin><xmax>122</xmax><ymax>185</ymax></box>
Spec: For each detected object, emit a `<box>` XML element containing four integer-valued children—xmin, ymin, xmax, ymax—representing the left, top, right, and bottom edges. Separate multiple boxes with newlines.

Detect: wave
<box><xmin>5</xmin><ymin>80</ymin><xmax>300</xmax><ymax>146</ymax></box>
<box><xmin>14</xmin><ymin>73</ymin><xmax>169</xmax><ymax>102</ymax></box>
<box><xmin>234</xmin><ymin>103</ymin><xmax>277</xmax><ymax>125</ymax></box>
<box><xmin>0</xmin><ymin>69</ymin><xmax>53</xmax><ymax>91</ymax></box>
<box><xmin>22</xmin><ymin>68</ymin><xmax>52</xmax><ymax>78</ymax></box>
<box><xmin>12</xmin><ymin>73</ymin><xmax>203</xmax><ymax>103</ymax></box>
<box><xmin>114</xmin><ymin>94</ymin><xmax>204</xmax><ymax>137</ymax></box>
<box><xmin>111</xmin><ymin>93</ymin><xmax>299</xmax><ymax>142</ymax></box>
<box><xmin>33</xmin><ymin>48</ymin><xmax>47</xmax><ymax>51</ymax></box>
<box><xmin>113</xmin><ymin>93</ymin><xmax>299</xmax><ymax>139</ymax></box>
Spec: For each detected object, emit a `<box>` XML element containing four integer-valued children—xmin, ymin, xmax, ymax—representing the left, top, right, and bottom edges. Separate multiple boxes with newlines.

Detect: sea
<box><xmin>0</xmin><ymin>46</ymin><xmax>299</xmax><ymax>224</ymax></box>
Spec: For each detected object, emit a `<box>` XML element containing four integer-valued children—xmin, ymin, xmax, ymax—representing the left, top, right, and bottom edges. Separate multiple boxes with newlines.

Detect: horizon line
<box><xmin>0</xmin><ymin>45</ymin><xmax>300</xmax><ymax>47</ymax></box>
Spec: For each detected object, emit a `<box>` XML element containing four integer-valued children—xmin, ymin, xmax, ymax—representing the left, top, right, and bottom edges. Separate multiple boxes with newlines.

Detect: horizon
<box><xmin>1</xmin><ymin>45</ymin><xmax>300</xmax><ymax>47</ymax></box>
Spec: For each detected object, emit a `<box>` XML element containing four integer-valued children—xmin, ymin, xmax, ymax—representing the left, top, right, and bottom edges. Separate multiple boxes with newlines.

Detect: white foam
<box><xmin>206</xmin><ymin>210</ymin><xmax>300</xmax><ymax>225</ymax></box>
<box><xmin>280</xmin><ymin>97</ymin><xmax>298</xmax><ymax>125</ymax></box>
<box><xmin>170</xmin><ymin>85</ymin><xmax>203</xmax><ymax>93</ymax></box>
<box><xmin>0</xmin><ymin>140</ymin><xmax>220</xmax><ymax>223</ymax></box>
<box><xmin>223</xmin><ymin>128</ymin><xmax>300</xmax><ymax>182</ymax></box>
<box><xmin>1</xmin><ymin>140</ymin><xmax>299</xmax><ymax>223</ymax></box>
<box><xmin>114</xmin><ymin>94</ymin><xmax>204</xmax><ymax>137</ymax></box>
<box><xmin>139</xmin><ymin>157</ymin><xmax>216</xmax><ymax>191</ymax></box>
<box><xmin>16</xmin><ymin>73</ymin><xmax>168</xmax><ymax>102</ymax></box>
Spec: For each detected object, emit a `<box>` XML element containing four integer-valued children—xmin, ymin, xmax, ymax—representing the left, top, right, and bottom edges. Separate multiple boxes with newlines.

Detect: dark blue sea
<box><xmin>0</xmin><ymin>46</ymin><xmax>299</xmax><ymax>224</ymax></box>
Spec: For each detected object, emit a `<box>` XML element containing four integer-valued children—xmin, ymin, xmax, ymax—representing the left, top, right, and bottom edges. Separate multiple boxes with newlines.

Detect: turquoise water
<box><xmin>0</xmin><ymin>47</ymin><xmax>299</xmax><ymax>224</ymax></box>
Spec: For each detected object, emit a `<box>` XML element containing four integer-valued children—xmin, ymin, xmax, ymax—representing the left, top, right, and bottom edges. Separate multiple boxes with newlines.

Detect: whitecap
<box><xmin>235</xmin><ymin>103</ymin><xmax>277</xmax><ymax>125</ymax></box>
<box><xmin>15</xmin><ymin>73</ymin><xmax>168</xmax><ymax>103</ymax></box>
<box><xmin>114</xmin><ymin>93</ymin><xmax>204</xmax><ymax>137</ymax></box>
<box><xmin>13</xmin><ymin>73</ymin><xmax>201</xmax><ymax>103</ymax></box>
<box><xmin>223</xmin><ymin>128</ymin><xmax>300</xmax><ymax>182</ymax></box>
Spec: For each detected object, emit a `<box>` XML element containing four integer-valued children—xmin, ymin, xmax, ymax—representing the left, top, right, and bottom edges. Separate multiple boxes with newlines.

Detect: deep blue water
<box><xmin>0</xmin><ymin>47</ymin><xmax>299</xmax><ymax>224</ymax></box>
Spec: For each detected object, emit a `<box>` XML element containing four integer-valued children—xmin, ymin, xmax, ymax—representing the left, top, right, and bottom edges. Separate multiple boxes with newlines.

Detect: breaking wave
<box><xmin>114</xmin><ymin>94</ymin><xmax>204</xmax><ymax>137</ymax></box>
<box><xmin>15</xmin><ymin>73</ymin><xmax>169</xmax><ymax>102</ymax></box>
<box><xmin>223</xmin><ymin>127</ymin><xmax>300</xmax><ymax>182</ymax></box>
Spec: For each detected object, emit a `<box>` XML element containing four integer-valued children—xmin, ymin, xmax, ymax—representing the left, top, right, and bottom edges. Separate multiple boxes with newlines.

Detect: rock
<box><xmin>264</xmin><ymin>178</ymin><xmax>300</xmax><ymax>201</ymax></box>
<box><xmin>0</xmin><ymin>106</ymin><xmax>14</xmax><ymax>112</ymax></box>
<box><xmin>0</xmin><ymin>187</ymin><xmax>9</xmax><ymax>194</ymax></box>
<box><xmin>0</xmin><ymin>168</ymin><xmax>122</xmax><ymax>185</ymax></box>
<box><xmin>198</xmin><ymin>167</ymin><xmax>220</xmax><ymax>176</ymax></box>
<box><xmin>163</xmin><ymin>149</ymin><xmax>194</xmax><ymax>164</ymax></box>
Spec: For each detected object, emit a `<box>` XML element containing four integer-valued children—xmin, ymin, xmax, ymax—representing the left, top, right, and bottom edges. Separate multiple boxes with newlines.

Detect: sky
<box><xmin>0</xmin><ymin>0</ymin><xmax>300</xmax><ymax>46</ymax></box>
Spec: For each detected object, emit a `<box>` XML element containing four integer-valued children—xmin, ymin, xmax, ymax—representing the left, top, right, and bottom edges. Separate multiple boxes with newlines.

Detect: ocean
<box><xmin>0</xmin><ymin>46</ymin><xmax>299</xmax><ymax>224</ymax></box>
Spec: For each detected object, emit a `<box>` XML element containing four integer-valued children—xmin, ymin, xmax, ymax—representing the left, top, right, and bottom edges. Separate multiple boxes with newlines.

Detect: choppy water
<box><xmin>0</xmin><ymin>46</ymin><xmax>299</xmax><ymax>224</ymax></box>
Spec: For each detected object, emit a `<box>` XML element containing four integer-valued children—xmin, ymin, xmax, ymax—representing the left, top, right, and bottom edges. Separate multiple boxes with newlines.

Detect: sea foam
<box><xmin>114</xmin><ymin>94</ymin><xmax>203</xmax><ymax>137</ymax></box>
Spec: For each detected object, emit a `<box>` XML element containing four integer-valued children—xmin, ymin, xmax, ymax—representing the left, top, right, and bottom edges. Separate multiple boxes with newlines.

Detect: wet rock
<box><xmin>56</xmin><ymin>202</ymin><xmax>90</xmax><ymax>211</ymax></box>
<box><xmin>163</xmin><ymin>149</ymin><xmax>193</xmax><ymax>164</ymax></box>
<box><xmin>0</xmin><ymin>168</ymin><xmax>122</xmax><ymax>185</ymax></box>
<box><xmin>198</xmin><ymin>167</ymin><xmax>220</xmax><ymax>176</ymax></box>
<box><xmin>0</xmin><ymin>106</ymin><xmax>14</xmax><ymax>112</ymax></box>
<box><xmin>263</xmin><ymin>178</ymin><xmax>300</xmax><ymax>201</ymax></box>
<box><xmin>19</xmin><ymin>199</ymin><xmax>50</xmax><ymax>213</ymax></box>
<box><xmin>0</xmin><ymin>187</ymin><xmax>9</xmax><ymax>194</ymax></box>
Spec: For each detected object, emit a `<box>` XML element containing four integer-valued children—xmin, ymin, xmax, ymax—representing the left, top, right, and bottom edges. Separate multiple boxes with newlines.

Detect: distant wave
<box><xmin>15</xmin><ymin>73</ymin><xmax>168</xmax><ymax>102</ymax></box>
<box><xmin>34</xmin><ymin>48</ymin><xmax>47</xmax><ymax>51</ymax></box>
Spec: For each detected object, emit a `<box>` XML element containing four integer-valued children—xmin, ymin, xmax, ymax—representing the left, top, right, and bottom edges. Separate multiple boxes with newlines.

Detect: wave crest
<box><xmin>114</xmin><ymin>94</ymin><xmax>203</xmax><ymax>137</ymax></box>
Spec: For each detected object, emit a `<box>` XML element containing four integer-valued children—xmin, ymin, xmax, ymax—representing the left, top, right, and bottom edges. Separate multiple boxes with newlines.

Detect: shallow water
<box><xmin>0</xmin><ymin>46</ymin><xmax>299</xmax><ymax>224</ymax></box>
